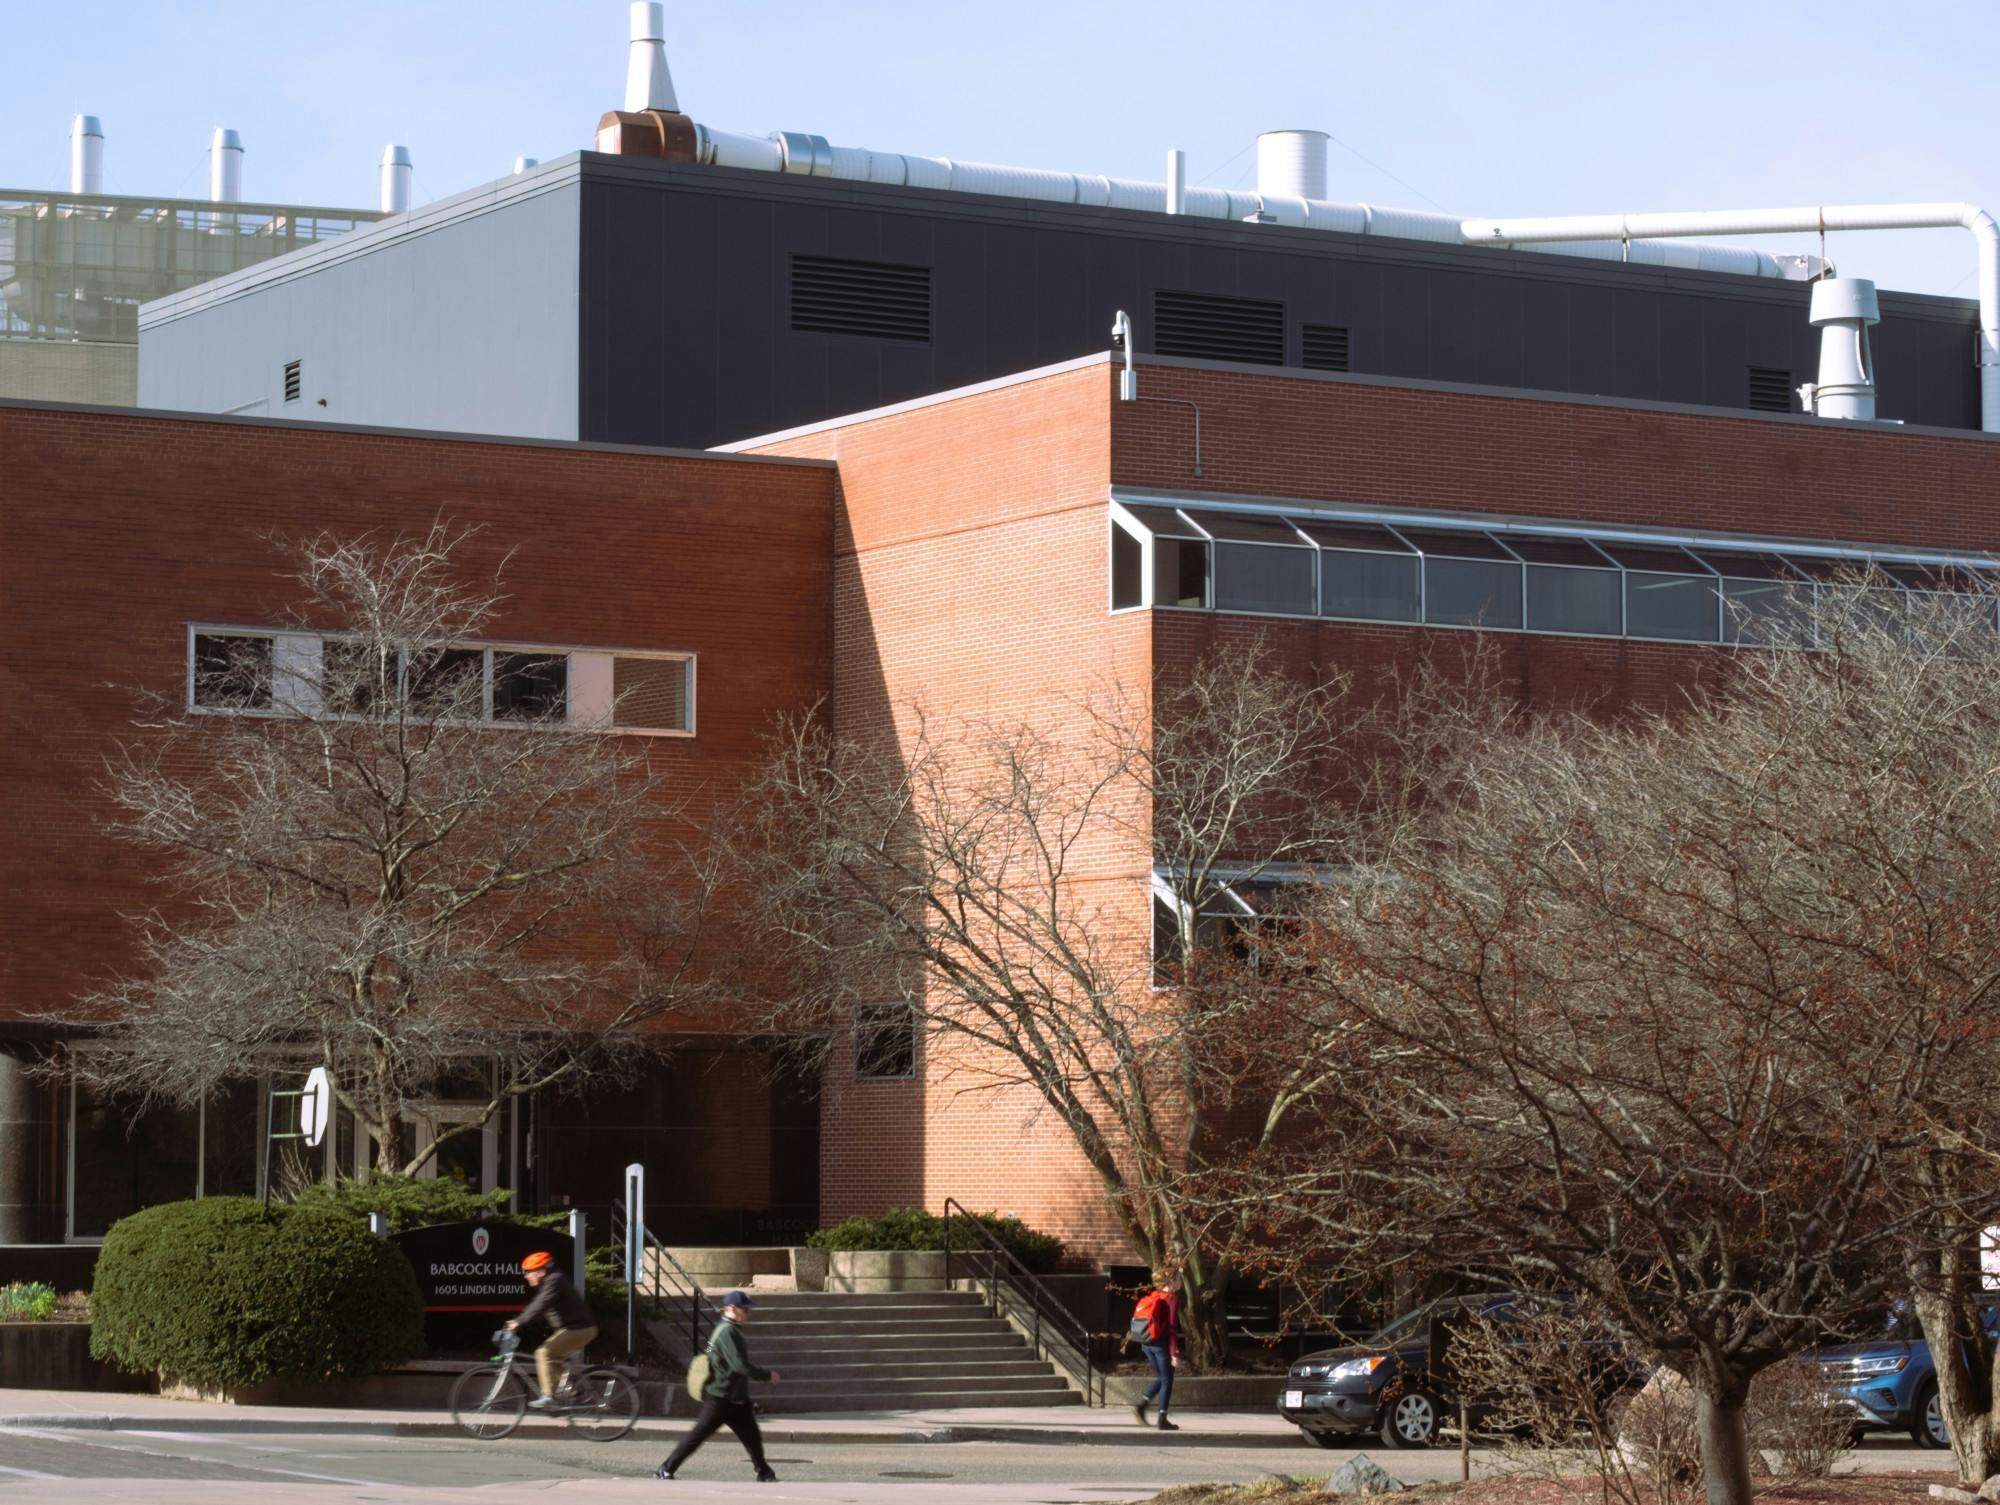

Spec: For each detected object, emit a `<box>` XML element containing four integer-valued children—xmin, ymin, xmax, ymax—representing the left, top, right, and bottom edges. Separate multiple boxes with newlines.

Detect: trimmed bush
<box><xmin>806</xmin><ymin>1207</ymin><xmax>1066</xmax><ymax>1274</ymax></box>
<box><xmin>91</xmin><ymin>1196</ymin><xmax>424</xmax><ymax>1390</ymax></box>
<box><xmin>287</xmin><ymin>1173</ymin><xmax>515</xmax><ymax>1234</ymax></box>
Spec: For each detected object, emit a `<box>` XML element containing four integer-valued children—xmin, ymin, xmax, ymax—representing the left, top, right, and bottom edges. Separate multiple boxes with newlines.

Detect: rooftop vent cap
<box><xmin>379</xmin><ymin>144</ymin><xmax>413</xmax><ymax>213</ymax></box>
<box><xmin>1256</xmin><ymin>130</ymin><xmax>1329</xmax><ymax>202</ymax></box>
<box><xmin>1800</xmin><ymin>277</ymin><xmax>1881</xmax><ymax>421</ymax></box>
<box><xmin>70</xmin><ymin>114</ymin><xmax>104</xmax><ymax>195</ymax></box>
<box><xmin>625</xmin><ymin>0</ymin><xmax>679</xmax><ymax>113</ymax></box>
<box><xmin>513</xmin><ymin>156</ymin><xmax>539</xmax><ymax>174</ymax></box>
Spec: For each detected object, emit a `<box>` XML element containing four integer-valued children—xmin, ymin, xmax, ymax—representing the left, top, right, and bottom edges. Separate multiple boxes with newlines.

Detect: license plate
<box><xmin>1283</xmin><ymin>1390</ymin><xmax>1304</xmax><ymax>1409</ymax></box>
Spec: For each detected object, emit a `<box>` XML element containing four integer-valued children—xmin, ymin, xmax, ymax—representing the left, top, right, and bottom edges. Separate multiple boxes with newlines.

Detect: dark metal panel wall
<box><xmin>577</xmin><ymin>160</ymin><xmax>1982</xmax><ymax>449</ymax></box>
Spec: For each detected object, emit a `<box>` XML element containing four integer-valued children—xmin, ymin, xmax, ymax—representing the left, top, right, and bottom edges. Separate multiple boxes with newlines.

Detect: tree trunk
<box><xmin>1911</xmin><ymin>1286</ymin><xmax>2000</xmax><ymax>1485</ymax></box>
<box><xmin>1178</xmin><ymin>1268</ymin><xmax>1231</xmax><ymax>1370</ymax></box>
<box><xmin>1694</xmin><ymin>1389</ymin><xmax>1755</xmax><ymax>1505</ymax></box>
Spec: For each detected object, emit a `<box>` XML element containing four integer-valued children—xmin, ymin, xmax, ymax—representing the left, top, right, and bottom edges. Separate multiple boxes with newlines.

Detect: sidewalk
<box><xmin>0</xmin><ymin>1388</ymin><xmax>1300</xmax><ymax>1448</ymax></box>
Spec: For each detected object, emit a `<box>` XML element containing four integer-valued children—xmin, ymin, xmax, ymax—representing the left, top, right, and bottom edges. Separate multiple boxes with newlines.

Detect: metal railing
<box><xmin>609</xmin><ymin>1200</ymin><xmax>718</xmax><ymax>1366</ymax></box>
<box><xmin>941</xmin><ymin>1197</ymin><xmax>1103</xmax><ymax>1406</ymax></box>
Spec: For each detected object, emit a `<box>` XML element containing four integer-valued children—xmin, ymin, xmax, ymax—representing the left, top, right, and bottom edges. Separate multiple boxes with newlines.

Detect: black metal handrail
<box><xmin>941</xmin><ymin>1197</ymin><xmax>1103</xmax><ymax>1406</ymax></box>
<box><xmin>609</xmin><ymin>1204</ymin><xmax>718</xmax><ymax>1364</ymax></box>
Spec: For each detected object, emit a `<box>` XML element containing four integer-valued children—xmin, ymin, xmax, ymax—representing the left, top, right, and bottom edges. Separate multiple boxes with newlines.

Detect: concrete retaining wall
<box><xmin>826</xmin><ymin>1251</ymin><xmax>946</xmax><ymax>1292</ymax></box>
<box><xmin>0</xmin><ymin>1323</ymin><xmax>149</xmax><ymax>1392</ymax></box>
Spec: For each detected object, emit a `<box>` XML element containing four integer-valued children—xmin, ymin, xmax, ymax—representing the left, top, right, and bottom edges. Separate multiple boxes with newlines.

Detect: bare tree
<box><xmin>1236</xmin><ymin>580</ymin><xmax>2000</xmax><ymax>1504</ymax></box>
<box><xmin>735</xmin><ymin>644</ymin><xmax>1353</xmax><ymax>1366</ymax></box>
<box><xmin>60</xmin><ymin>525</ymin><xmax>718</xmax><ymax>1175</ymax></box>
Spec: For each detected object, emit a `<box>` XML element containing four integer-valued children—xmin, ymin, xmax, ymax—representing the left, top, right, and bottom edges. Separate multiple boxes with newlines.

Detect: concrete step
<box><xmin>754</xmin><ymin>1387</ymin><xmax>1082</xmax><ymax>1413</ymax></box>
<box><xmin>707</xmin><ymin>1292</ymin><xmax>984</xmax><ymax>1311</ymax></box>
<box><xmin>741</xmin><ymin>1317</ymin><xmax>1014</xmax><ymax>1338</ymax></box>
<box><xmin>766</xmin><ymin>1372</ymin><xmax>1070</xmax><ymax>1394</ymax></box>
<box><xmin>792</xmin><ymin>1358</ymin><xmax>1056</xmax><ymax>1379</ymax></box>
<box><xmin>746</xmin><ymin>1336</ymin><xmax>1032</xmax><ymax>1360</ymax></box>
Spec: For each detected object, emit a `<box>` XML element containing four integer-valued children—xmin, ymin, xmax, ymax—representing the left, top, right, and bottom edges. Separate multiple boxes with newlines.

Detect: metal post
<box><xmin>367</xmin><ymin>1212</ymin><xmax>388</xmax><ymax>1239</ymax></box>
<box><xmin>623</xmin><ymin>1163</ymin><xmax>644</xmax><ymax>1358</ymax></box>
<box><xmin>568</xmin><ymin>1208</ymin><xmax>586</xmax><ymax>1290</ymax></box>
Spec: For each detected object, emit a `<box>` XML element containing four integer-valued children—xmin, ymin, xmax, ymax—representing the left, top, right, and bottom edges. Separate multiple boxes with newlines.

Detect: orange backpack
<box><xmin>1128</xmin><ymin>1290</ymin><xmax>1166</xmax><ymax>1344</ymax></box>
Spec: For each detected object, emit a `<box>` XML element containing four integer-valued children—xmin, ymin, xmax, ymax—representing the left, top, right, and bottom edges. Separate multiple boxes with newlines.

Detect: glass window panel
<box><xmin>1625</xmin><ymin>571</ymin><xmax>1720</xmax><ymax>642</ymax></box>
<box><xmin>1321</xmin><ymin>549</ymin><xmax>1420</xmax><ymax>622</ymax></box>
<box><xmin>612</xmin><ymin>656</ymin><xmax>691</xmax><ymax>732</ymax></box>
<box><xmin>1499</xmin><ymin>534</ymin><xmax>1616</xmax><ymax>567</ymax></box>
<box><xmin>407</xmin><ymin>646</ymin><xmax>485</xmax><ymax>718</ymax></box>
<box><xmin>1424</xmin><ymin>557</ymin><xmax>1523</xmax><ymax>628</ymax></box>
<box><xmin>1118</xmin><ymin>504</ymin><xmax>1200</xmax><ymax>539</ymax></box>
<box><xmin>1184</xmin><ymin>510</ymin><xmax>1305</xmax><ymax>544</ymax></box>
<box><xmin>491</xmin><ymin>652</ymin><xmax>568</xmax><ymax>723</ymax></box>
<box><xmin>1111</xmin><ymin>522</ymin><xmax>1142</xmax><ymax>608</ymax></box>
<box><xmin>1290</xmin><ymin>519</ymin><xmax>1414</xmax><ymax>554</ymax></box>
<box><xmin>1723</xmin><ymin>579</ymin><xmax>1812</xmax><ymax>647</ymax></box>
<box><xmin>202</xmin><ymin>1080</ymin><xmax>263</xmax><ymax>1197</ymax></box>
<box><xmin>71</xmin><ymin>1084</ymin><xmax>199</xmax><ymax>1239</ymax></box>
<box><xmin>1396</xmin><ymin>527</ymin><xmax>1514</xmax><ymax>561</ymax></box>
<box><xmin>1525</xmin><ymin>563</ymin><xmax>1621</xmax><ymax>635</ymax></box>
<box><xmin>192</xmin><ymin>633</ymin><xmax>273</xmax><ymax>710</ymax></box>
<box><xmin>1152</xmin><ymin>537</ymin><xmax>1209</xmax><ymax>608</ymax></box>
<box><xmin>854</xmin><ymin>1004</ymin><xmax>917</xmax><ymax>1080</ymax></box>
<box><xmin>320</xmin><ymin>637</ymin><xmax>395</xmax><ymax>715</ymax></box>
<box><xmin>1213</xmin><ymin>542</ymin><xmax>1316</xmax><ymax>616</ymax></box>
<box><xmin>1598</xmin><ymin>542</ymin><xmax>1710</xmax><ymax>574</ymax></box>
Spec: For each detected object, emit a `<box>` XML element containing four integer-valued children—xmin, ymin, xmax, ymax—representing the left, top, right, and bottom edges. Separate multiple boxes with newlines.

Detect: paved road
<box><xmin>0</xmin><ymin>1425</ymin><xmax>1957</xmax><ymax>1504</ymax></box>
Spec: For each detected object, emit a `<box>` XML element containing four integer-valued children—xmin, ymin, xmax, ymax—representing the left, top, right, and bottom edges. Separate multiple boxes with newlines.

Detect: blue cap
<box><xmin>721</xmin><ymin>1290</ymin><xmax>755</xmax><ymax>1309</ymax></box>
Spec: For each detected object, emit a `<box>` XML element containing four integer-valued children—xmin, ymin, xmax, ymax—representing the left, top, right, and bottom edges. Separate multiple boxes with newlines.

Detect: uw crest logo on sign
<box><xmin>472</xmin><ymin>1226</ymin><xmax>490</xmax><ymax>1257</ymax></box>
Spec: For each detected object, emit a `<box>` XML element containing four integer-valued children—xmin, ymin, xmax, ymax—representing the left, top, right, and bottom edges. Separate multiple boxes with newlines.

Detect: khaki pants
<box><xmin>536</xmin><ymin>1325</ymin><xmax>597</xmax><ymax>1397</ymax></box>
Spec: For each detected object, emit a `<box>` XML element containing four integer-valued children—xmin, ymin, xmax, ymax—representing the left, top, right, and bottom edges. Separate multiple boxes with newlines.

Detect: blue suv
<box><xmin>1811</xmin><ymin>1301</ymin><xmax>1998</xmax><ymax>1448</ymax></box>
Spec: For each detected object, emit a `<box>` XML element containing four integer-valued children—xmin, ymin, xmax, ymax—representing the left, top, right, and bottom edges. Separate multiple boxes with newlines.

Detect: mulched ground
<box><xmin>1143</xmin><ymin>1470</ymin><xmax>1962</xmax><ymax>1505</ymax></box>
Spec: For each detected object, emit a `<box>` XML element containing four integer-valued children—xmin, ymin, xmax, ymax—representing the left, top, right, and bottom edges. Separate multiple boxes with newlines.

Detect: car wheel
<box><xmin>1910</xmin><ymin>1380</ymin><xmax>1949</xmax><ymax>1449</ymax></box>
<box><xmin>1381</xmin><ymin>1388</ymin><xmax>1441</xmax><ymax>1449</ymax></box>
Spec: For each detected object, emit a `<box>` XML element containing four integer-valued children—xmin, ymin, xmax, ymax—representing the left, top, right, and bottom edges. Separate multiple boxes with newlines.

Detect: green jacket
<box><xmin>702</xmin><ymin>1317</ymin><xmax>770</xmax><ymax>1404</ymax></box>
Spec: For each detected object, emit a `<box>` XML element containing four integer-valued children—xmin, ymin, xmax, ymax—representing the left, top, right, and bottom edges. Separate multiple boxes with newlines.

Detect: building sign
<box><xmin>394</xmin><ymin>1219</ymin><xmax>569</xmax><ymax>1316</ymax></box>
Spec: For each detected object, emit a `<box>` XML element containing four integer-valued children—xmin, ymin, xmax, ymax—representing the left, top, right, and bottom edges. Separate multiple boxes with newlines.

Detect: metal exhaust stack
<box><xmin>380</xmin><ymin>144</ymin><xmax>413</xmax><ymax>213</ymax></box>
<box><xmin>625</xmin><ymin>0</ymin><xmax>677</xmax><ymax>112</ymax></box>
<box><xmin>1800</xmin><ymin>278</ymin><xmax>1880</xmax><ymax>420</ymax></box>
<box><xmin>1257</xmin><ymin>130</ymin><xmax>1329</xmax><ymax>202</ymax></box>
<box><xmin>209</xmin><ymin>127</ymin><xmax>244</xmax><ymax>202</ymax></box>
<box><xmin>70</xmin><ymin>115</ymin><xmax>104</xmax><ymax>194</ymax></box>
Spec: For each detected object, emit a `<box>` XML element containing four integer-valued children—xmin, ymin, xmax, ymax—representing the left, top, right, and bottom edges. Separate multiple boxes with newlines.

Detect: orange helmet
<box><xmin>521</xmin><ymin>1250</ymin><xmax>554</xmax><ymax>1272</ymax></box>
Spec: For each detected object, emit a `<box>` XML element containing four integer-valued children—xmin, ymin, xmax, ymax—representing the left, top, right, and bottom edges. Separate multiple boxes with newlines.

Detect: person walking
<box><xmin>654</xmin><ymin>1291</ymin><xmax>782</xmax><ymax>1482</ymax></box>
<box><xmin>1131</xmin><ymin>1268</ymin><xmax>1181</xmax><ymax>1431</ymax></box>
<box><xmin>505</xmin><ymin>1250</ymin><xmax>598</xmax><ymax>1410</ymax></box>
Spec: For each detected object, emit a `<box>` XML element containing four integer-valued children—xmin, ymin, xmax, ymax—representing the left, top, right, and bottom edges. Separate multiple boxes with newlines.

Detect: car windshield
<box><xmin>1369</xmin><ymin>1301</ymin><xmax>1443</xmax><ymax>1346</ymax></box>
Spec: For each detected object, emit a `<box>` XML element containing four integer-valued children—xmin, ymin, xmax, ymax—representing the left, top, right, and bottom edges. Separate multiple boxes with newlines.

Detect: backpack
<box><xmin>1127</xmin><ymin>1290</ymin><xmax>1166</xmax><ymax>1344</ymax></box>
<box><xmin>685</xmin><ymin>1338</ymin><xmax>714</xmax><ymax>1401</ymax></box>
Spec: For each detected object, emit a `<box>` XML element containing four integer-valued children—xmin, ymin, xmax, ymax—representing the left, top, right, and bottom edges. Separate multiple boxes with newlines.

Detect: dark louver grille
<box><xmin>1154</xmin><ymin>290</ymin><xmax>1285</xmax><ymax>365</ymax></box>
<box><xmin>1747</xmin><ymin>366</ymin><xmax>1794</xmax><ymax>412</ymax></box>
<box><xmin>791</xmin><ymin>255</ymin><xmax>932</xmax><ymax>342</ymax></box>
<box><xmin>1302</xmin><ymin>323</ymin><xmax>1352</xmax><ymax>372</ymax></box>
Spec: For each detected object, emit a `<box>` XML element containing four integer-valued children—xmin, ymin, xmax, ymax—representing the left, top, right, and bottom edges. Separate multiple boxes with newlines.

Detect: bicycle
<box><xmin>449</xmin><ymin>1329</ymin><xmax>643</xmax><ymax>1441</ymax></box>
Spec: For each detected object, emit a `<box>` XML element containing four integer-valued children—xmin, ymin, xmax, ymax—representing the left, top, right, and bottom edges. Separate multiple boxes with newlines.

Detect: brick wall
<box><xmin>0</xmin><ymin>403</ymin><xmax>835</xmax><ymax>1034</ymax></box>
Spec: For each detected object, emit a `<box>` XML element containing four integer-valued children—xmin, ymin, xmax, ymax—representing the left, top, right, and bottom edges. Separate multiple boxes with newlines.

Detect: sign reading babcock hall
<box><xmin>394</xmin><ymin>1220</ymin><xmax>570</xmax><ymax>1319</ymax></box>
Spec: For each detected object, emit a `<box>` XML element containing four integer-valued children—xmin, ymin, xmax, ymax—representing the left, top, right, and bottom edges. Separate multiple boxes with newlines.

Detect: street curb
<box><xmin>0</xmin><ymin>1413</ymin><xmax>1302</xmax><ymax>1449</ymax></box>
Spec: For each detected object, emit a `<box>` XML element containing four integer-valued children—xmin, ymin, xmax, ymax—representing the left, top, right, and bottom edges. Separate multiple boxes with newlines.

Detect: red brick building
<box><xmin>6</xmin><ymin>351</ymin><xmax>2000</xmax><ymax>1259</ymax></box>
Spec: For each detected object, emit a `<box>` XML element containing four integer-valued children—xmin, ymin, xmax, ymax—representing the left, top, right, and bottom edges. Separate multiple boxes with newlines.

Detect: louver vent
<box><xmin>1747</xmin><ymin>366</ymin><xmax>1793</xmax><ymax>412</ymax></box>
<box><xmin>791</xmin><ymin>255</ymin><xmax>932</xmax><ymax>341</ymax></box>
<box><xmin>1302</xmin><ymin>323</ymin><xmax>1352</xmax><ymax>372</ymax></box>
<box><xmin>1154</xmin><ymin>290</ymin><xmax>1285</xmax><ymax>365</ymax></box>
<box><xmin>283</xmin><ymin>360</ymin><xmax>301</xmax><ymax>403</ymax></box>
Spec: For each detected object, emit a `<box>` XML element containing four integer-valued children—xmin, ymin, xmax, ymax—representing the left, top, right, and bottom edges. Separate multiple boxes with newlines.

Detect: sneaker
<box><xmin>1157</xmin><ymin>1415</ymin><xmax>1180</xmax><ymax>1432</ymax></box>
<box><xmin>527</xmin><ymin>1395</ymin><xmax>558</xmax><ymax>1411</ymax></box>
<box><xmin>651</xmin><ymin>1466</ymin><xmax>674</xmax><ymax>1480</ymax></box>
<box><xmin>1132</xmin><ymin>1402</ymin><xmax>1149</xmax><ymax>1426</ymax></box>
<box><xmin>754</xmin><ymin>1467</ymin><xmax>780</xmax><ymax>1482</ymax></box>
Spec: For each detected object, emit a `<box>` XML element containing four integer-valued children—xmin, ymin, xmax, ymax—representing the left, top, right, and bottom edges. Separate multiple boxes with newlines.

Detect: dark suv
<box><xmin>1277</xmin><ymin>1293</ymin><xmax>1642</xmax><ymax>1450</ymax></box>
<box><xmin>1278</xmin><ymin>1294</ymin><xmax>1502</xmax><ymax>1449</ymax></box>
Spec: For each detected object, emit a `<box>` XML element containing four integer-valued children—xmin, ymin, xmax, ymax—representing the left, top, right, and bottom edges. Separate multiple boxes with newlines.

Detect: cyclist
<box><xmin>506</xmin><ymin>1250</ymin><xmax>598</xmax><ymax>1410</ymax></box>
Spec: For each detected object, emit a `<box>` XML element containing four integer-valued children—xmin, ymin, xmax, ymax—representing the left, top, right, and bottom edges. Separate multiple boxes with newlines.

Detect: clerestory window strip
<box><xmin>1107</xmin><ymin>495</ymin><xmax>2000</xmax><ymax>646</ymax></box>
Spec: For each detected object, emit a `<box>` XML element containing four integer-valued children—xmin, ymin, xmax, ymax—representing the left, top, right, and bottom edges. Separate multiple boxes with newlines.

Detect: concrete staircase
<box><xmin>647</xmin><ymin>1290</ymin><xmax>1080</xmax><ymax>1413</ymax></box>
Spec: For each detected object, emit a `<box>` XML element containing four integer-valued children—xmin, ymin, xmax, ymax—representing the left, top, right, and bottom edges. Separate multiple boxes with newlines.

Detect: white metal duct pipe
<box><xmin>379</xmin><ymin>144</ymin><xmax>413</xmax><ymax>213</ymax></box>
<box><xmin>1257</xmin><ymin>130</ymin><xmax>1328</xmax><ymax>202</ymax></box>
<box><xmin>625</xmin><ymin>0</ymin><xmax>678</xmax><ymax>113</ymax></box>
<box><xmin>70</xmin><ymin>114</ymin><xmax>104</xmax><ymax>194</ymax></box>
<box><xmin>1166</xmin><ymin>149</ymin><xmax>1185</xmax><ymax>215</ymax></box>
<box><xmin>209</xmin><ymin>127</ymin><xmax>243</xmax><ymax>202</ymax></box>
<box><xmin>675</xmin><ymin>118</ymin><xmax>1817</xmax><ymax>281</ymax></box>
<box><xmin>1462</xmin><ymin>203</ymin><xmax>2000</xmax><ymax>430</ymax></box>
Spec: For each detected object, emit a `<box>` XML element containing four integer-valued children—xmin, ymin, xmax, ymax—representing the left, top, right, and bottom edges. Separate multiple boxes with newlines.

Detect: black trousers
<box><xmin>662</xmin><ymin>1395</ymin><xmax>768</xmax><ymax>1474</ymax></box>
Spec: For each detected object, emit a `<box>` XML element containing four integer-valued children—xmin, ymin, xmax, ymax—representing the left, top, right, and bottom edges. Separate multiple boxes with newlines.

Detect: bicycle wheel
<box><xmin>566</xmin><ymin>1367</ymin><xmax>643</xmax><ymax>1442</ymax></box>
<box><xmin>450</xmin><ymin>1364</ymin><xmax>528</xmax><ymax>1439</ymax></box>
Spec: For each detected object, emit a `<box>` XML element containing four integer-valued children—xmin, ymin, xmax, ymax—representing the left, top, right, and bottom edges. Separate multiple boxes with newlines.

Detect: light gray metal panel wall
<box><xmin>139</xmin><ymin>182</ymin><xmax>581</xmax><ymax>440</ymax></box>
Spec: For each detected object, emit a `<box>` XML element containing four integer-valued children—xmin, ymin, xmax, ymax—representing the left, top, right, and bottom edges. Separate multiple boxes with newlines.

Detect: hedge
<box><xmin>806</xmin><ymin>1208</ymin><xmax>1066</xmax><ymax>1274</ymax></box>
<box><xmin>287</xmin><ymin>1173</ymin><xmax>516</xmax><ymax>1235</ymax></box>
<box><xmin>91</xmin><ymin>1197</ymin><xmax>424</xmax><ymax>1390</ymax></box>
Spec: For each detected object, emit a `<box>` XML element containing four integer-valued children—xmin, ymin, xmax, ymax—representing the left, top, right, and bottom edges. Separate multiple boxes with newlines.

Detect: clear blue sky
<box><xmin>2</xmin><ymin>0</ymin><xmax>1993</xmax><ymax>298</ymax></box>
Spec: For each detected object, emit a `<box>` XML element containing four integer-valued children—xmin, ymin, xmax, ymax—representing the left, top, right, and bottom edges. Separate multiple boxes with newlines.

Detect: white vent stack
<box><xmin>209</xmin><ymin>127</ymin><xmax>243</xmax><ymax>203</ymax></box>
<box><xmin>625</xmin><ymin>0</ymin><xmax>678</xmax><ymax>112</ymax></box>
<box><xmin>1165</xmin><ymin>150</ymin><xmax>1185</xmax><ymax>215</ymax></box>
<box><xmin>1256</xmin><ymin>130</ymin><xmax>1328</xmax><ymax>203</ymax></box>
<box><xmin>513</xmin><ymin>156</ymin><xmax>539</xmax><ymax>174</ymax></box>
<box><xmin>379</xmin><ymin>144</ymin><xmax>413</xmax><ymax>213</ymax></box>
<box><xmin>70</xmin><ymin>114</ymin><xmax>104</xmax><ymax>194</ymax></box>
<box><xmin>1799</xmin><ymin>278</ymin><xmax>1880</xmax><ymax>420</ymax></box>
